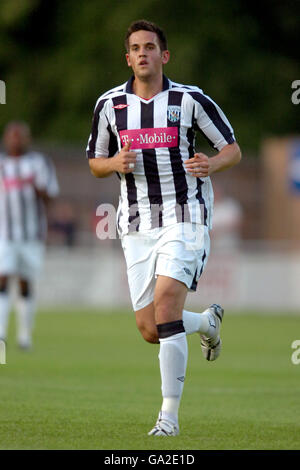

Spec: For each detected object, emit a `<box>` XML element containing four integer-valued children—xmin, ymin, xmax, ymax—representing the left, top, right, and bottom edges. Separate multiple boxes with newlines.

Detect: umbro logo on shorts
<box><xmin>183</xmin><ymin>267</ymin><xmax>192</xmax><ymax>276</ymax></box>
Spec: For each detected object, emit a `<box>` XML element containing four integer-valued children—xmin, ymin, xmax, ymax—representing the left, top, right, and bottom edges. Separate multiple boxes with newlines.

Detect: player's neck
<box><xmin>7</xmin><ymin>149</ymin><xmax>26</xmax><ymax>158</ymax></box>
<box><xmin>7</xmin><ymin>151</ymin><xmax>23</xmax><ymax>157</ymax></box>
<box><xmin>132</xmin><ymin>74</ymin><xmax>163</xmax><ymax>100</ymax></box>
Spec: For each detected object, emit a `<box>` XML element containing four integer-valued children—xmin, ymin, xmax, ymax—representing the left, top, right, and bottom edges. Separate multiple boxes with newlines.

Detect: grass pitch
<box><xmin>0</xmin><ymin>309</ymin><xmax>299</xmax><ymax>450</ymax></box>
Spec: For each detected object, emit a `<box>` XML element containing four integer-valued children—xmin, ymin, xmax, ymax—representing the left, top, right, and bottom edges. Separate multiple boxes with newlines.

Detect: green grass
<box><xmin>0</xmin><ymin>309</ymin><xmax>299</xmax><ymax>450</ymax></box>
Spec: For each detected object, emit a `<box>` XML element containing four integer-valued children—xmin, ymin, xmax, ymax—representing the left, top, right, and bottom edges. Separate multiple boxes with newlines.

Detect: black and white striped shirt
<box><xmin>87</xmin><ymin>75</ymin><xmax>235</xmax><ymax>235</ymax></box>
<box><xmin>0</xmin><ymin>151</ymin><xmax>59</xmax><ymax>242</ymax></box>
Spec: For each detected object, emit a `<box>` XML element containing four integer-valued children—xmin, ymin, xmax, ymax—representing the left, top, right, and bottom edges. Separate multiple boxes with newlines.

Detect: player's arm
<box><xmin>184</xmin><ymin>142</ymin><xmax>241</xmax><ymax>178</ymax></box>
<box><xmin>89</xmin><ymin>141</ymin><xmax>137</xmax><ymax>178</ymax></box>
<box><xmin>34</xmin><ymin>187</ymin><xmax>52</xmax><ymax>204</ymax></box>
<box><xmin>185</xmin><ymin>91</ymin><xmax>241</xmax><ymax>177</ymax></box>
<box><xmin>87</xmin><ymin>97</ymin><xmax>137</xmax><ymax>178</ymax></box>
<box><xmin>208</xmin><ymin>141</ymin><xmax>241</xmax><ymax>173</ymax></box>
<box><xmin>33</xmin><ymin>156</ymin><xmax>59</xmax><ymax>204</ymax></box>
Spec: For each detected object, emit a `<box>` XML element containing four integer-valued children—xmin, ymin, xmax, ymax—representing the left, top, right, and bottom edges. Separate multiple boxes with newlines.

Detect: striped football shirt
<box><xmin>0</xmin><ymin>151</ymin><xmax>59</xmax><ymax>242</ymax></box>
<box><xmin>86</xmin><ymin>75</ymin><xmax>236</xmax><ymax>235</ymax></box>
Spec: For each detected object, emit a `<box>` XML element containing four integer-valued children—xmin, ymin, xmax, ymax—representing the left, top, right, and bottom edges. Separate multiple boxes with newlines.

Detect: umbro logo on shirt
<box><xmin>112</xmin><ymin>104</ymin><xmax>129</xmax><ymax>109</ymax></box>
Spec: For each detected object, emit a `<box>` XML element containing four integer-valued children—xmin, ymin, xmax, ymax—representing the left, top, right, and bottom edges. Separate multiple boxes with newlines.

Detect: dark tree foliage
<box><xmin>0</xmin><ymin>0</ymin><xmax>299</xmax><ymax>152</ymax></box>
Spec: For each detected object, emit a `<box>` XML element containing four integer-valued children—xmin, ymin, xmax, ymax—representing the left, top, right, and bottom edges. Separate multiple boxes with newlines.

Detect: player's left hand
<box><xmin>184</xmin><ymin>153</ymin><xmax>210</xmax><ymax>178</ymax></box>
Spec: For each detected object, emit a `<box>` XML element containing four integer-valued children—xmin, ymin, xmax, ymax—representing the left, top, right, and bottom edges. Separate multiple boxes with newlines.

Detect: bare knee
<box><xmin>136</xmin><ymin>318</ymin><xmax>159</xmax><ymax>344</ymax></box>
<box><xmin>135</xmin><ymin>303</ymin><xmax>158</xmax><ymax>344</ymax></box>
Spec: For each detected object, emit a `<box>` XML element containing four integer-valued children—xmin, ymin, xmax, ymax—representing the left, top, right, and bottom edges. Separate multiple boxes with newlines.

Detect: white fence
<box><xmin>36</xmin><ymin>243</ymin><xmax>300</xmax><ymax>313</ymax></box>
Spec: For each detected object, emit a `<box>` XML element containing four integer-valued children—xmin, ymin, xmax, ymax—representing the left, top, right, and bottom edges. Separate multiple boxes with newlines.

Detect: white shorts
<box><xmin>0</xmin><ymin>240</ymin><xmax>45</xmax><ymax>281</ymax></box>
<box><xmin>121</xmin><ymin>223</ymin><xmax>210</xmax><ymax>311</ymax></box>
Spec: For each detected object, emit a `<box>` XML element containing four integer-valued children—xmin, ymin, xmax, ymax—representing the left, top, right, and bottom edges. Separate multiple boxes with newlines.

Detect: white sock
<box><xmin>182</xmin><ymin>308</ymin><xmax>215</xmax><ymax>336</ymax></box>
<box><xmin>0</xmin><ymin>293</ymin><xmax>12</xmax><ymax>340</ymax></box>
<box><xmin>159</xmin><ymin>332</ymin><xmax>188</xmax><ymax>425</ymax></box>
<box><xmin>16</xmin><ymin>296</ymin><xmax>36</xmax><ymax>347</ymax></box>
<box><xmin>161</xmin><ymin>398</ymin><xmax>181</xmax><ymax>423</ymax></box>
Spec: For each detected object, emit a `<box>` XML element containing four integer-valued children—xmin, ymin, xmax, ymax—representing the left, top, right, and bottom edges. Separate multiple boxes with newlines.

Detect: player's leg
<box><xmin>148</xmin><ymin>223</ymin><xmax>224</xmax><ymax>435</ymax></box>
<box><xmin>0</xmin><ymin>241</ymin><xmax>16</xmax><ymax>341</ymax></box>
<box><xmin>178</xmin><ymin>224</ymin><xmax>224</xmax><ymax>360</ymax></box>
<box><xmin>131</xmin><ymin>223</ymin><xmax>213</xmax><ymax>344</ymax></box>
<box><xmin>16</xmin><ymin>277</ymin><xmax>36</xmax><ymax>349</ymax></box>
<box><xmin>121</xmin><ymin>231</ymin><xmax>158</xmax><ymax>342</ymax></box>
<box><xmin>183</xmin><ymin>305</ymin><xmax>223</xmax><ymax>338</ymax></box>
<box><xmin>135</xmin><ymin>302</ymin><xmax>158</xmax><ymax>344</ymax></box>
<box><xmin>132</xmin><ymin>220</ymin><xmax>224</xmax><ymax>361</ymax></box>
<box><xmin>148</xmin><ymin>275</ymin><xmax>188</xmax><ymax>436</ymax></box>
<box><xmin>16</xmin><ymin>241</ymin><xmax>44</xmax><ymax>349</ymax></box>
<box><xmin>134</xmin><ymin>296</ymin><xmax>221</xmax><ymax>343</ymax></box>
<box><xmin>0</xmin><ymin>275</ymin><xmax>12</xmax><ymax>341</ymax></box>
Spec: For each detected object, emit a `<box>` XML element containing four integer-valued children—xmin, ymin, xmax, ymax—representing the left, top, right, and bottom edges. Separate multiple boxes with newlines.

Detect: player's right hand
<box><xmin>114</xmin><ymin>140</ymin><xmax>137</xmax><ymax>174</ymax></box>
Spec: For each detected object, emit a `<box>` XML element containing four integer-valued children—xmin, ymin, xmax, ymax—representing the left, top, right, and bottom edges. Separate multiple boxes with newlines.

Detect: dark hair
<box><xmin>125</xmin><ymin>20</ymin><xmax>168</xmax><ymax>52</ymax></box>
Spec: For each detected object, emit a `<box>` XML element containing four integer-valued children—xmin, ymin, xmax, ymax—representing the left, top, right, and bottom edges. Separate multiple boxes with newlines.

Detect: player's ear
<box><xmin>162</xmin><ymin>50</ymin><xmax>170</xmax><ymax>65</ymax></box>
<box><xmin>125</xmin><ymin>53</ymin><xmax>131</xmax><ymax>67</ymax></box>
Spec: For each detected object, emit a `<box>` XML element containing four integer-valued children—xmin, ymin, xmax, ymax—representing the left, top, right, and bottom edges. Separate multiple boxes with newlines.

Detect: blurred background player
<box><xmin>211</xmin><ymin>182</ymin><xmax>243</xmax><ymax>251</ymax></box>
<box><xmin>0</xmin><ymin>121</ymin><xmax>59</xmax><ymax>349</ymax></box>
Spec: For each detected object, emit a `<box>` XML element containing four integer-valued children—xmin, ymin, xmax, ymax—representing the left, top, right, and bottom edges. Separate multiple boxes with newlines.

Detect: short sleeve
<box><xmin>189</xmin><ymin>90</ymin><xmax>235</xmax><ymax>151</ymax></box>
<box><xmin>35</xmin><ymin>155</ymin><xmax>59</xmax><ymax>198</ymax></box>
<box><xmin>86</xmin><ymin>98</ymin><xmax>118</xmax><ymax>159</ymax></box>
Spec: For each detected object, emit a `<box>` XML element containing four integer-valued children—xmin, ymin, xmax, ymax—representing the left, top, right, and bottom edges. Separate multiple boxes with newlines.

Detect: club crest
<box><xmin>167</xmin><ymin>105</ymin><xmax>181</xmax><ymax>123</ymax></box>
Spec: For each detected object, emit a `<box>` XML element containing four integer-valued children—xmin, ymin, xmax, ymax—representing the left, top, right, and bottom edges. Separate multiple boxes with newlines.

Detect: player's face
<box><xmin>126</xmin><ymin>30</ymin><xmax>169</xmax><ymax>81</ymax></box>
<box><xmin>3</xmin><ymin>125</ymin><xmax>31</xmax><ymax>156</ymax></box>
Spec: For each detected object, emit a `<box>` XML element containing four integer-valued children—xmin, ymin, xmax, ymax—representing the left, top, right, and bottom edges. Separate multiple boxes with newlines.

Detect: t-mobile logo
<box><xmin>119</xmin><ymin>127</ymin><xmax>178</xmax><ymax>150</ymax></box>
<box><xmin>0</xmin><ymin>80</ymin><xmax>6</xmax><ymax>104</ymax></box>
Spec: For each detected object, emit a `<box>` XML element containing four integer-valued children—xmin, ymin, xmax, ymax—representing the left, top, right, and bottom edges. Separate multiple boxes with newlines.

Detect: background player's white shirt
<box><xmin>86</xmin><ymin>76</ymin><xmax>236</xmax><ymax>236</ymax></box>
<box><xmin>0</xmin><ymin>151</ymin><xmax>59</xmax><ymax>242</ymax></box>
